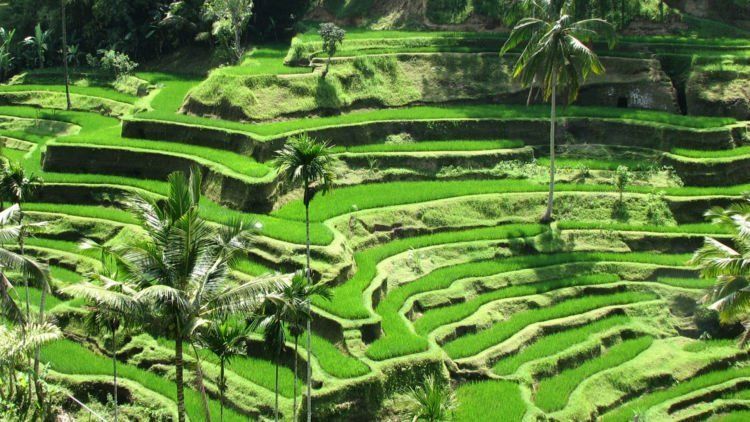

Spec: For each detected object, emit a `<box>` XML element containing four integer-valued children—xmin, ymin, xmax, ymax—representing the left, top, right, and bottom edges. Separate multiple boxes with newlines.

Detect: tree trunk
<box><xmin>34</xmin><ymin>284</ymin><xmax>47</xmax><ymax>414</ymax></box>
<box><xmin>323</xmin><ymin>56</ymin><xmax>331</xmax><ymax>78</ymax></box>
<box><xmin>220</xmin><ymin>360</ymin><xmax>225</xmax><ymax>422</ymax></box>
<box><xmin>19</xmin><ymin>212</ymin><xmax>34</xmax><ymax>408</ymax></box>
<box><xmin>740</xmin><ymin>326</ymin><xmax>750</xmax><ymax>348</ymax></box>
<box><xmin>61</xmin><ymin>0</ymin><xmax>71</xmax><ymax>110</ymax></box>
<box><xmin>542</xmin><ymin>82</ymin><xmax>557</xmax><ymax>223</ymax></box>
<box><xmin>191</xmin><ymin>342</ymin><xmax>212</xmax><ymax>422</ymax></box>
<box><xmin>293</xmin><ymin>335</ymin><xmax>299</xmax><ymax>421</ymax></box>
<box><xmin>112</xmin><ymin>327</ymin><xmax>118</xmax><ymax>422</ymax></box>
<box><xmin>234</xmin><ymin>26</ymin><xmax>242</xmax><ymax>64</ymax></box>
<box><xmin>305</xmin><ymin>199</ymin><xmax>313</xmax><ymax>422</ymax></box>
<box><xmin>175</xmin><ymin>336</ymin><xmax>186</xmax><ymax>422</ymax></box>
<box><xmin>275</xmin><ymin>360</ymin><xmax>280</xmax><ymax>422</ymax></box>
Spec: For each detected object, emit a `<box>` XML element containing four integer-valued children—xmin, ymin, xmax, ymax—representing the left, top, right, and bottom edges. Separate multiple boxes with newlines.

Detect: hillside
<box><xmin>2</xmin><ymin>1</ymin><xmax>750</xmax><ymax>421</ymax></box>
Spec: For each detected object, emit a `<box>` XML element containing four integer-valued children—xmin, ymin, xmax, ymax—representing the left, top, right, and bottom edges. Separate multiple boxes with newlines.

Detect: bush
<box><xmin>88</xmin><ymin>49</ymin><xmax>138</xmax><ymax>79</ymax></box>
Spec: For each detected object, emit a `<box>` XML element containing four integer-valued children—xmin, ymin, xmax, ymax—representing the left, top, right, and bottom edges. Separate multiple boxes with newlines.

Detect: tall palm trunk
<box><xmin>275</xmin><ymin>359</ymin><xmax>280</xmax><ymax>422</ymax></box>
<box><xmin>34</xmin><ymin>283</ymin><xmax>47</xmax><ymax>415</ymax></box>
<box><xmin>175</xmin><ymin>336</ymin><xmax>186</xmax><ymax>422</ymax></box>
<box><xmin>304</xmin><ymin>194</ymin><xmax>313</xmax><ymax>422</ymax></box>
<box><xmin>18</xmin><ymin>210</ymin><xmax>34</xmax><ymax>407</ymax></box>
<box><xmin>61</xmin><ymin>0</ymin><xmax>71</xmax><ymax>110</ymax></box>
<box><xmin>219</xmin><ymin>359</ymin><xmax>225</xmax><ymax>422</ymax></box>
<box><xmin>293</xmin><ymin>335</ymin><xmax>299</xmax><ymax>421</ymax></box>
<box><xmin>542</xmin><ymin>82</ymin><xmax>557</xmax><ymax>222</ymax></box>
<box><xmin>112</xmin><ymin>327</ymin><xmax>118</xmax><ymax>422</ymax></box>
<box><xmin>191</xmin><ymin>343</ymin><xmax>211</xmax><ymax>422</ymax></box>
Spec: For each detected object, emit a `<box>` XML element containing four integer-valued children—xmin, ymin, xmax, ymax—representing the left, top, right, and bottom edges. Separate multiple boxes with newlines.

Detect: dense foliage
<box><xmin>1</xmin><ymin>0</ymin><xmax>312</xmax><ymax>64</ymax></box>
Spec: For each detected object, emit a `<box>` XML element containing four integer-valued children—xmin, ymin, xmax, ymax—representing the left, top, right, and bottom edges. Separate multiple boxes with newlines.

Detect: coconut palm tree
<box><xmin>501</xmin><ymin>0</ymin><xmax>615</xmax><ymax>222</ymax></box>
<box><xmin>274</xmin><ymin>134</ymin><xmax>336</xmax><ymax>421</ymax></box>
<box><xmin>692</xmin><ymin>196</ymin><xmax>750</xmax><ymax>346</ymax></box>
<box><xmin>197</xmin><ymin>318</ymin><xmax>250</xmax><ymax>422</ymax></box>
<box><xmin>62</xmin><ymin>276</ymin><xmax>141</xmax><ymax>422</ymax></box>
<box><xmin>120</xmin><ymin>168</ymin><xmax>278</xmax><ymax>422</ymax></box>
<box><xmin>395</xmin><ymin>375</ymin><xmax>456</xmax><ymax>422</ymax></box>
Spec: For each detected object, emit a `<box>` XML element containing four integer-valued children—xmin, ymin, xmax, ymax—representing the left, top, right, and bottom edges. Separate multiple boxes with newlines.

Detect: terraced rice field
<box><xmin>4</xmin><ymin>21</ymin><xmax>750</xmax><ymax>421</ymax></box>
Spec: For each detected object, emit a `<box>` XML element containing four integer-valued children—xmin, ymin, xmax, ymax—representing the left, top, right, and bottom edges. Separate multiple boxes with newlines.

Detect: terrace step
<box><xmin>43</xmin><ymin>143</ymin><xmax>279</xmax><ymax>212</ymax></box>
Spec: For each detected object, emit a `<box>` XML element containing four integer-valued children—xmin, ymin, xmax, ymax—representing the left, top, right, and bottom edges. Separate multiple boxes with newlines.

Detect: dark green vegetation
<box><xmin>2</xmin><ymin>0</ymin><xmax>750</xmax><ymax>421</ymax></box>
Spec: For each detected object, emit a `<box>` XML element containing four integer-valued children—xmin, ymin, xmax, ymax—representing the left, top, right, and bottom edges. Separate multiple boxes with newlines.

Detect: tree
<box><xmin>0</xmin><ymin>204</ymin><xmax>51</xmax><ymax>418</ymax></box>
<box><xmin>318</xmin><ymin>23</ymin><xmax>345</xmax><ymax>78</ymax></box>
<box><xmin>22</xmin><ymin>24</ymin><xmax>51</xmax><ymax>69</ymax></box>
<box><xmin>259</xmin><ymin>297</ymin><xmax>289</xmax><ymax>422</ymax></box>
<box><xmin>691</xmin><ymin>196</ymin><xmax>750</xmax><ymax>346</ymax></box>
<box><xmin>261</xmin><ymin>271</ymin><xmax>330</xmax><ymax>420</ymax></box>
<box><xmin>63</xmin><ymin>275</ymin><xmax>141</xmax><ymax>422</ymax></box>
<box><xmin>61</xmin><ymin>0</ymin><xmax>72</xmax><ymax>110</ymax></box>
<box><xmin>274</xmin><ymin>134</ymin><xmax>336</xmax><ymax>422</ymax></box>
<box><xmin>501</xmin><ymin>1</ymin><xmax>615</xmax><ymax>222</ymax></box>
<box><xmin>0</xmin><ymin>321</ymin><xmax>61</xmax><ymax>417</ymax></box>
<box><xmin>0</xmin><ymin>161</ymin><xmax>43</xmax><ymax>317</ymax></box>
<box><xmin>121</xmin><ymin>167</ymin><xmax>277</xmax><ymax>422</ymax></box>
<box><xmin>394</xmin><ymin>375</ymin><xmax>456</xmax><ymax>422</ymax></box>
<box><xmin>615</xmin><ymin>165</ymin><xmax>631</xmax><ymax>203</ymax></box>
<box><xmin>0</xmin><ymin>27</ymin><xmax>15</xmax><ymax>81</ymax></box>
<box><xmin>197</xmin><ymin>318</ymin><xmax>250</xmax><ymax>422</ymax></box>
<box><xmin>203</xmin><ymin>0</ymin><xmax>255</xmax><ymax>64</ymax></box>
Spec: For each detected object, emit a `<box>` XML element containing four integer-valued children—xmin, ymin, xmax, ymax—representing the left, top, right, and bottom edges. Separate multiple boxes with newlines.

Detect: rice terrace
<box><xmin>2</xmin><ymin>0</ymin><xmax>750</xmax><ymax>420</ymax></box>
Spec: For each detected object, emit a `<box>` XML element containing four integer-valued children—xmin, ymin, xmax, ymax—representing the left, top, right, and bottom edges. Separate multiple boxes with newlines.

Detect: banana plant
<box><xmin>22</xmin><ymin>24</ymin><xmax>51</xmax><ymax>69</ymax></box>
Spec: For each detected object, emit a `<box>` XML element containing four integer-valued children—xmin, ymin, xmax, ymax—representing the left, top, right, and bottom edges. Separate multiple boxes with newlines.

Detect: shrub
<box><xmin>89</xmin><ymin>49</ymin><xmax>138</xmax><ymax>79</ymax></box>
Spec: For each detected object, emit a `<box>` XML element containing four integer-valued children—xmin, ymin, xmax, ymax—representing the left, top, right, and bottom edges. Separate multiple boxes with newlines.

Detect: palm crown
<box><xmin>501</xmin><ymin>1</ymin><xmax>616</xmax><ymax>103</ymax></box>
<box><xmin>274</xmin><ymin>134</ymin><xmax>336</xmax><ymax>205</ymax></box>
<box><xmin>692</xmin><ymin>196</ymin><xmax>750</xmax><ymax>344</ymax></box>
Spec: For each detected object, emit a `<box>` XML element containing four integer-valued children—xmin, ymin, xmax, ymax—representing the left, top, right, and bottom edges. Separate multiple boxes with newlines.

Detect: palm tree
<box><xmin>501</xmin><ymin>0</ymin><xmax>615</xmax><ymax>222</ymax></box>
<box><xmin>121</xmin><ymin>167</ymin><xmax>278</xmax><ymax>422</ymax></box>
<box><xmin>0</xmin><ymin>161</ymin><xmax>43</xmax><ymax>320</ymax></box>
<box><xmin>395</xmin><ymin>375</ymin><xmax>456</xmax><ymax>422</ymax></box>
<box><xmin>0</xmin><ymin>321</ymin><xmax>61</xmax><ymax>414</ymax></box>
<box><xmin>60</xmin><ymin>0</ymin><xmax>72</xmax><ymax>110</ymax></box>
<box><xmin>285</xmin><ymin>271</ymin><xmax>330</xmax><ymax>420</ymax></box>
<box><xmin>62</xmin><ymin>276</ymin><xmax>141</xmax><ymax>422</ymax></box>
<box><xmin>274</xmin><ymin>134</ymin><xmax>336</xmax><ymax>421</ymax></box>
<box><xmin>691</xmin><ymin>196</ymin><xmax>750</xmax><ymax>346</ymax></box>
<box><xmin>259</xmin><ymin>295</ymin><xmax>290</xmax><ymax>422</ymax></box>
<box><xmin>0</xmin><ymin>203</ymin><xmax>50</xmax><ymax>412</ymax></box>
<box><xmin>197</xmin><ymin>318</ymin><xmax>250</xmax><ymax>422</ymax></box>
<box><xmin>262</xmin><ymin>271</ymin><xmax>331</xmax><ymax>420</ymax></box>
<box><xmin>79</xmin><ymin>238</ymin><xmax>122</xmax><ymax>278</ymax></box>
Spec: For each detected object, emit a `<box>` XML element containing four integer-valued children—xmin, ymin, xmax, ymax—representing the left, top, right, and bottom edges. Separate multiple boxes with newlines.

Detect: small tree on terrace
<box><xmin>615</xmin><ymin>165</ymin><xmax>631</xmax><ymax>203</ymax></box>
<box><xmin>203</xmin><ymin>0</ymin><xmax>254</xmax><ymax>64</ymax></box>
<box><xmin>501</xmin><ymin>0</ymin><xmax>615</xmax><ymax>222</ymax></box>
<box><xmin>319</xmin><ymin>23</ymin><xmax>345</xmax><ymax>78</ymax></box>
